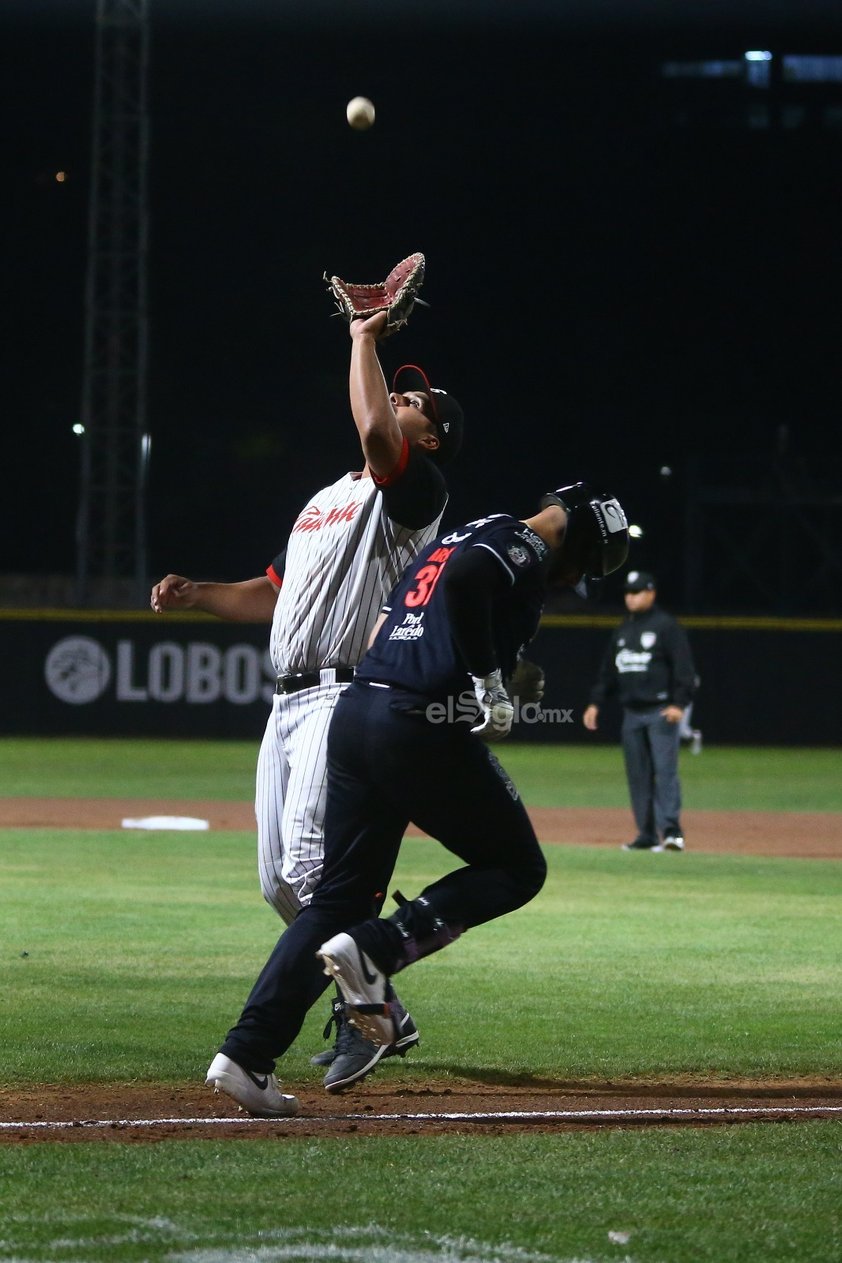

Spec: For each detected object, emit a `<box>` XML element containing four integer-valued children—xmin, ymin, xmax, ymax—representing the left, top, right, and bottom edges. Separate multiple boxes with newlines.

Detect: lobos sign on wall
<box><xmin>0</xmin><ymin>617</ymin><xmax>275</xmax><ymax>737</ymax></box>
<box><xmin>1</xmin><ymin>612</ymin><xmax>838</xmax><ymax>743</ymax></box>
<box><xmin>45</xmin><ymin>637</ymin><xmax>274</xmax><ymax>706</ymax></box>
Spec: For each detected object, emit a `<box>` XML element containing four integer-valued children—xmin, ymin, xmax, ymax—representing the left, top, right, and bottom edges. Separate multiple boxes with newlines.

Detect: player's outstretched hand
<box><xmin>349</xmin><ymin>310</ymin><xmax>389</xmax><ymax>341</ymax></box>
<box><xmin>150</xmin><ymin>574</ymin><xmax>199</xmax><ymax>613</ymax></box>
<box><xmin>471</xmin><ymin>669</ymin><xmax>515</xmax><ymax>742</ymax></box>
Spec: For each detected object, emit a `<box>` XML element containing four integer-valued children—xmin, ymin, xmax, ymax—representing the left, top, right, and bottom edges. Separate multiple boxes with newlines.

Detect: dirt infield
<box><xmin>2</xmin><ymin>1079</ymin><xmax>841</xmax><ymax>1145</ymax></box>
<box><xmin>2</xmin><ymin>797</ymin><xmax>840</xmax><ymax>1143</ymax></box>
<box><xmin>3</xmin><ymin>797</ymin><xmax>841</xmax><ymax>858</ymax></box>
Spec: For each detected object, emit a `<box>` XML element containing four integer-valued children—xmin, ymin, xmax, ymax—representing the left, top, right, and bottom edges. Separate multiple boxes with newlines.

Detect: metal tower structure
<box><xmin>75</xmin><ymin>0</ymin><xmax>150</xmax><ymax>607</ymax></box>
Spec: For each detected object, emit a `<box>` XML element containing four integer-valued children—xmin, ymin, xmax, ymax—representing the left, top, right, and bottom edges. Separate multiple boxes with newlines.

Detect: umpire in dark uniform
<box><xmin>205</xmin><ymin>482</ymin><xmax>630</xmax><ymax>1115</ymax></box>
<box><xmin>582</xmin><ymin>570</ymin><xmax>696</xmax><ymax>852</ymax></box>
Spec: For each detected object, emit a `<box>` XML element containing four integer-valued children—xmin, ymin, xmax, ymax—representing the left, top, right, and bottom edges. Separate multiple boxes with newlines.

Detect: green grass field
<box><xmin>3</xmin><ymin>736</ymin><xmax>842</xmax><ymax>810</ymax></box>
<box><xmin>1</xmin><ymin>739</ymin><xmax>840</xmax><ymax>1262</ymax></box>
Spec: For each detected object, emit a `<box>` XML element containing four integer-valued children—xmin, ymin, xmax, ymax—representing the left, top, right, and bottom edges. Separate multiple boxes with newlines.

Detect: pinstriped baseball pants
<box><xmin>255</xmin><ymin>681</ymin><xmax>345</xmax><ymax>923</ymax></box>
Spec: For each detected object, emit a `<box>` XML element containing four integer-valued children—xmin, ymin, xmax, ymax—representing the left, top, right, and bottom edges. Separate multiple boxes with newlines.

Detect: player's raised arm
<box><xmin>347</xmin><ymin>312</ymin><xmax>406</xmax><ymax>477</ymax></box>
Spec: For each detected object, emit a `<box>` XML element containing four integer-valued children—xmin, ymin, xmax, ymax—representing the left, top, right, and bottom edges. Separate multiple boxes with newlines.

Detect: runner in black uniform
<box><xmin>205</xmin><ymin>483</ymin><xmax>628</xmax><ymax>1115</ymax></box>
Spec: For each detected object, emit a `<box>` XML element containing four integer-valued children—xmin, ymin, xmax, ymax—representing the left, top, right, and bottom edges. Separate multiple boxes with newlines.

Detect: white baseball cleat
<box><xmin>205</xmin><ymin>1052</ymin><xmax>299</xmax><ymax>1118</ymax></box>
<box><xmin>661</xmin><ymin>835</ymin><xmax>686</xmax><ymax>851</ymax></box>
<box><xmin>317</xmin><ymin>932</ymin><xmax>396</xmax><ymax>1047</ymax></box>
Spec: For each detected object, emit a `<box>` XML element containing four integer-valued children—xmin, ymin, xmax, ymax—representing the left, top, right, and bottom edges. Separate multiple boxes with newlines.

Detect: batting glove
<box><xmin>470</xmin><ymin>669</ymin><xmax>515</xmax><ymax>741</ymax></box>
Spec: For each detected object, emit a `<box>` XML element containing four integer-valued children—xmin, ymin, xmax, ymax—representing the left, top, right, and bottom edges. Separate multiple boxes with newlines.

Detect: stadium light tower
<box><xmin>75</xmin><ymin>0</ymin><xmax>150</xmax><ymax>607</ymax></box>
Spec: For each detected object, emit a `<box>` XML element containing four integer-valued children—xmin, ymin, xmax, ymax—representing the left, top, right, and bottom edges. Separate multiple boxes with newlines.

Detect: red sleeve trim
<box><xmin>372</xmin><ymin>435</ymin><xmax>410</xmax><ymax>488</ymax></box>
<box><xmin>266</xmin><ymin>564</ymin><xmax>283</xmax><ymax>589</ymax></box>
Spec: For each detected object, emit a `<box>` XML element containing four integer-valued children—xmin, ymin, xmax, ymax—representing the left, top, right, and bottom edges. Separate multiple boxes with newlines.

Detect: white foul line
<box><xmin>1</xmin><ymin>1104</ymin><xmax>841</xmax><ymax>1132</ymax></box>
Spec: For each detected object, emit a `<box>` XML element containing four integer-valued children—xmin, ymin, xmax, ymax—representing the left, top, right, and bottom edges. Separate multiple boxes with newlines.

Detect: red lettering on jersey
<box><xmin>427</xmin><ymin>546</ymin><xmax>456</xmax><ymax>565</ymax></box>
<box><xmin>292</xmin><ymin>506</ymin><xmax>322</xmax><ymax>532</ymax></box>
<box><xmin>292</xmin><ymin>502</ymin><xmax>362</xmax><ymax>532</ymax></box>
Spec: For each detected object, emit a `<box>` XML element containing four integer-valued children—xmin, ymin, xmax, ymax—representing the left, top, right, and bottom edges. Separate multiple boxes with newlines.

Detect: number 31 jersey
<box><xmin>355</xmin><ymin>514</ymin><xmax>550</xmax><ymax>702</ymax></box>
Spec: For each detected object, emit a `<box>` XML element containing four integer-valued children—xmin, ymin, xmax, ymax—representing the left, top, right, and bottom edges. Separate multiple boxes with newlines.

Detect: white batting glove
<box><xmin>470</xmin><ymin>669</ymin><xmax>515</xmax><ymax>741</ymax></box>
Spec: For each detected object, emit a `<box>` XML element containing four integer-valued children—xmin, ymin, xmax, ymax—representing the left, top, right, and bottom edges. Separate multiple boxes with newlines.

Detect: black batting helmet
<box><xmin>540</xmin><ymin>483</ymin><xmax>629</xmax><ymax>579</ymax></box>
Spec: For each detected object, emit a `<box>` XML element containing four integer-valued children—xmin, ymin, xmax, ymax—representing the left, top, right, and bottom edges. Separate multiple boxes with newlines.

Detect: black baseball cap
<box><xmin>392</xmin><ymin>364</ymin><xmax>464</xmax><ymax>466</ymax></box>
<box><xmin>624</xmin><ymin>570</ymin><xmax>656</xmax><ymax>592</ymax></box>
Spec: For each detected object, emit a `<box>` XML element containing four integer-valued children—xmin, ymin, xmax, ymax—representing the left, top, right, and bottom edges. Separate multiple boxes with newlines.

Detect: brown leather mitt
<box><xmin>324</xmin><ymin>252</ymin><xmax>426</xmax><ymax>332</ymax></box>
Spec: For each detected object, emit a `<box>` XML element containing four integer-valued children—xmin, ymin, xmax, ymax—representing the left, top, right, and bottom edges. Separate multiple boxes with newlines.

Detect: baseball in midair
<box><xmin>346</xmin><ymin>96</ymin><xmax>375</xmax><ymax>130</ymax></box>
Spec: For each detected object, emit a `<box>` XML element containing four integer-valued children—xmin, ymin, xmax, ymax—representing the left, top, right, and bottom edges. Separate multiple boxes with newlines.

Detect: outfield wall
<box><xmin>527</xmin><ymin>615</ymin><xmax>841</xmax><ymax>748</ymax></box>
<box><xmin>1</xmin><ymin>611</ymin><xmax>839</xmax><ymax>745</ymax></box>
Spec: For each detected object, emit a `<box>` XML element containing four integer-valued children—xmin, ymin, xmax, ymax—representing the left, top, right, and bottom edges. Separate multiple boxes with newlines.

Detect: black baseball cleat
<box><xmin>310</xmin><ymin>997</ymin><xmax>346</xmax><ymax>1067</ymax></box>
<box><xmin>323</xmin><ymin>1017</ymin><xmax>390</xmax><ymax>1093</ymax></box>
<box><xmin>317</xmin><ymin>989</ymin><xmax>421</xmax><ymax>1091</ymax></box>
<box><xmin>317</xmin><ymin>932</ymin><xmax>396</xmax><ymax>1046</ymax></box>
<box><xmin>205</xmin><ymin>1053</ymin><xmax>299</xmax><ymax>1118</ymax></box>
<box><xmin>621</xmin><ymin>838</ymin><xmax>658</xmax><ymax>851</ymax></box>
<box><xmin>389</xmin><ymin>990</ymin><xmax>421</xmax><ymax>1055</ymax></box>
<box><xmin>312</xmin><ymin>990</ymin><xmax>420</xmax><ymax>1070</ymax></box>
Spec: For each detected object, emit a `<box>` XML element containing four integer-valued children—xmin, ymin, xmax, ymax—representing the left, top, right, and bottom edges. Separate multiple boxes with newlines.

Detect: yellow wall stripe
<box><xmin>1</xmin><ymin>609</ymin><xmax>840</xmax><ymax>632</ymax></box>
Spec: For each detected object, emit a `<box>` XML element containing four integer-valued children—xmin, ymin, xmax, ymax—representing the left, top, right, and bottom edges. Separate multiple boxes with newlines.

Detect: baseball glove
<box><xmin>324</xmin><ymin>252</ymin><xmax>426</xmax><ymax>332</ymax></box>
<box><xmin>507</xmin><ymin>657</ymin><xmax>545</xmax><ymax>705</ymax></box>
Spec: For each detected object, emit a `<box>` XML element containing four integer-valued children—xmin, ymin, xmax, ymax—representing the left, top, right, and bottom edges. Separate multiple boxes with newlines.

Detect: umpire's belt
<box><xmin>275</xmin><ymin>667</ymin><xmax>355</xmax><ymax>695</ymax></box>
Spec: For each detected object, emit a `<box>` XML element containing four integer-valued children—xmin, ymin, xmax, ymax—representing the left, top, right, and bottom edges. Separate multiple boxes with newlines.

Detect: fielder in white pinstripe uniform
<box><xmin>151</xmin><ymin>309</ymin><xmax>464</xmax><ymax>1089</ymax></box>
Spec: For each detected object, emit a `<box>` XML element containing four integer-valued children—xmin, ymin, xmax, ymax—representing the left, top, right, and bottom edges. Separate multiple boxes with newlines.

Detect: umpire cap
<box><xmin>540</xmin><ymin>482</ymin><xmax>629</xmax><ymax>579</ymax></box>
<box><xmin>393</xmin><ymin>364</ymin><xmax>464</xmax><ymax>466</ymax></box>
<box><xmin>624</xmin><ymin>570</ymin><xmax>656</xmax><ymax>592</ymax></box>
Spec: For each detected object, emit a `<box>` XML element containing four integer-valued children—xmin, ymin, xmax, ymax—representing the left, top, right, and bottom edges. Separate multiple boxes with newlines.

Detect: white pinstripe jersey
<box><xmin>268</xmin><ymin>451</ymin><xmax>447</xmax><ymax>676</ymax></box>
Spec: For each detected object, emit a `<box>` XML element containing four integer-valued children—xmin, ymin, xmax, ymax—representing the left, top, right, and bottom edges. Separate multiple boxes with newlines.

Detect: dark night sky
<box><xmin>3</xmin><ymin>1</ymin><xmax>842</xmax><ymax>611</ymax></box>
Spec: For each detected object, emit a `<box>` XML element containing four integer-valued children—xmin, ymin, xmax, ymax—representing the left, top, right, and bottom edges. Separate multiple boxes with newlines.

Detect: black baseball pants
<box><xmin>221</xmin><ymin>682</ymin><xmax>546</xmax><ymax>1072</ymax></box>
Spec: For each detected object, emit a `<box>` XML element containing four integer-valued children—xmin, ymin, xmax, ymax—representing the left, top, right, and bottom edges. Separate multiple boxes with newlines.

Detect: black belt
<box><xmin>275</xmin><ymin>667</ymin><xmax>355</xmax><ymax>695</ymax></box>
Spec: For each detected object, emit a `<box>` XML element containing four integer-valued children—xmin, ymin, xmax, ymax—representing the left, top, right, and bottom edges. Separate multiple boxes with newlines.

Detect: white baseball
<box><xmin>346</xmin><ymin>96</ymin><xmax>375</xmax><ymax>130</ymax></box>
